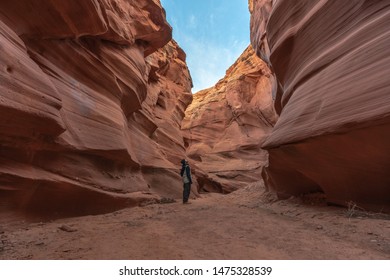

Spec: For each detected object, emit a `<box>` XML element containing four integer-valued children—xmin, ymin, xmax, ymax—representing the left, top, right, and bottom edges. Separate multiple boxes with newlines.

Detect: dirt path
<box><xmin>1</xmin><ymin>183</ymin><xmax>389</xmax><ymax>260</ymax></box>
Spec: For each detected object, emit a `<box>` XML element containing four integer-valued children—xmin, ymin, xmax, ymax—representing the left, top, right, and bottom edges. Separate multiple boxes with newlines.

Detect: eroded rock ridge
<box><xmin>0</xmin><ymin>0</ymin><xmax>192</xmax><ymax>218</ymax></box>
<box><xmin>250</xmin><ymin>0</ymin><xmax>390</xmax><ymax>211</ymax></box>
<box><xmin>182</xmin><ymin>46</ymin><xmax>277</xmax><ymax>193</ymax></box>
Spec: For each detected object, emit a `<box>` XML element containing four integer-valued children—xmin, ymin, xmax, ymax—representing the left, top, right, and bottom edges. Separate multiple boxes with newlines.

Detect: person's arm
<box><xmin>180</xmin><ymin>166</ymin><xmax>185</xmax><ymax>177</ymax></box>
<box><xmin>186</xmin><ymin>166</ymin><xmax>192</xmax><ymax>184</ymax></box>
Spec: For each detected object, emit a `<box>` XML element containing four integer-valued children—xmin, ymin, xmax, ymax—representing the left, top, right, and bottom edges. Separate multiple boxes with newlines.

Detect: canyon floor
<box><xmin>1</xmin><ymin>183</ymin><xmax>389</xmax><ymax>260</ymax></box>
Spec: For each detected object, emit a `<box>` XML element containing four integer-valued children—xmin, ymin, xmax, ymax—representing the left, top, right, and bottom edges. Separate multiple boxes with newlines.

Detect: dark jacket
<box><xmin>180</xmin><ymin>163</ymin><xmax>192</xmax><ymax>184</ymax></box>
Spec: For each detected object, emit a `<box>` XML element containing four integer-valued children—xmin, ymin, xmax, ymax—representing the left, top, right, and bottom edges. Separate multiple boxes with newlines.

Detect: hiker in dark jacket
<box><xmin>180</xmin><ymin>159</ymin><xmax>192</xmax><ymax>204</ymax></box>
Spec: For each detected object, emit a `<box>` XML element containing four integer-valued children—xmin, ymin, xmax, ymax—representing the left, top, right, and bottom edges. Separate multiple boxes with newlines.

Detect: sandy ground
<box><xmin>1</xmin><ymin>183</ymin><xmax>389</xmax><ymax>260</ymax></box>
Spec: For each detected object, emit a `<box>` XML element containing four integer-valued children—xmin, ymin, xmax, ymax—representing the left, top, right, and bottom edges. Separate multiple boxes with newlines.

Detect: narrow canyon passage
<box><xmin>0</xmin><ymin>0</ymin><xmax>389</xmax><ymax>262</ymax></box>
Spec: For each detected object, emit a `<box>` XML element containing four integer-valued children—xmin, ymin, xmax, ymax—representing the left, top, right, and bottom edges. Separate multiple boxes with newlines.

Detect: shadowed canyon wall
<box><xmin>0</xmin><ymin>0</ymin><xmax>192</xmax><ymax>218</ymax></box>
<box><xmin>250</xmin><ymin>0</ymin><xmax>390</xmax><ymax>211</ymax></box>
<box><xmin>182</xmin><ymin>46</ymin><xmax>277</xmax><ymax>193</ymax></box>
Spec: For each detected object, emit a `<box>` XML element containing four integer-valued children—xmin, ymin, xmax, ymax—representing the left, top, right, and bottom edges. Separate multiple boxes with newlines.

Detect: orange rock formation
<box><xmin>0</xmin><ymin>0</ymin><xmax>192</xmax><ymax>218</ymax></box>
<box><xmin>250</xmin><ymin>0</ymin><xmax>390</xmax><ymax>211</ymax></box>
<box><xmin>182</xmin><ymin>46</ymin><xmax>277</xmax><ymax>193</ymax></box>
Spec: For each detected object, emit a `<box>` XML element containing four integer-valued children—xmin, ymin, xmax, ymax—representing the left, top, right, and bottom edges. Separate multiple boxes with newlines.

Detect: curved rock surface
<box><xmin>250</xmin><ymin>0</ymin><xmax>390</xmax><ymax>211</ymax></box>
<box><xmin>0</xmin><ymin>0</ymin><xmax>192</xmax><ymax>218</ymax></box>
<box><xmin>182</xmin><ymin>46</ymin><xmax>277</xmax><ymax>193</ymax></box>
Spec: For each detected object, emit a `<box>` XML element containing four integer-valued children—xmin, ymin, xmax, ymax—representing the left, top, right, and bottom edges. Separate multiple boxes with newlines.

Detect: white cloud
<box><xmin>188</xmin><ymin>15</ymin><xmax>197</xmax><ymax>29</ymax></box>
<box><xmin>209</xmin><ymin>14</ymin><xmax>215</xmax><ymax>26</ymax></box>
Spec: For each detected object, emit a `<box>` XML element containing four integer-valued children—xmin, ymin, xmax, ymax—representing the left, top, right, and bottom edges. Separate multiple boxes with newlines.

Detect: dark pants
<box><xmin>183</xmin><ymin>183</ymin><xmax>191</xmax><ymax>203</ymax></box>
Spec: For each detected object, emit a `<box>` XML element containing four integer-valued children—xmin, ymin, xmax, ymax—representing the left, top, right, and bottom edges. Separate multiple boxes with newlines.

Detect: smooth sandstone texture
<box><xmin>250</xmin><ymin>0</ymin><xmax>390</xmax><ymax>211</ymax></box>
<box><xmin>0</xmin><ymin>0</ymin><xmax>192</xmax><ymax>218</ymax></box>
<box><xmin>182</xmin><ymin>46</ymin><xmax>277</xmax><ymax>193</ymax></box>
<box><xmin>0</xmin><ymin>0</ymin><xmax>171</xmax><ymax>55</ymax></box>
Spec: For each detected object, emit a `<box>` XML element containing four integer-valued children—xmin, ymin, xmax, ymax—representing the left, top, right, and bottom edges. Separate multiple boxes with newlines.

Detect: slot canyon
<box><xmin>0</xmin><ymin>0</ymin><xmax>389</xmax><ymax>260</ymax></box>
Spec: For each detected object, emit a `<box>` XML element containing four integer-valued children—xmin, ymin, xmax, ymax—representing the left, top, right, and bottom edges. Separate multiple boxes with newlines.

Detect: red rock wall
<box><xmin>250</xmin><ymin>0</ymin><xmax>390</xmax><ymax>211</ymax></box>
<box><xmin>0</xmin><ymin>0</ymin><xmax>192</xmax><ymax>218</ymax></box>
<box><xmin>182</xmin><ymin>46</ymin><xmax>277</xmax><ymax>193</ymax></box>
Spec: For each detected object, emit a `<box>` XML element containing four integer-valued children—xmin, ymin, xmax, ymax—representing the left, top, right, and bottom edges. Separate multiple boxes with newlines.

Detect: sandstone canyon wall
<box><xmin>250</xmin><ymin>0</ymin><xmax>390</xmax><ymax>211</ymax></box>
<box><xmin>182</xmin><ymin>46</ymin><xmax>277</xmax><ymax>193</ymax></box>
<box><xmin>0</xmin><ymin>0</ymin><xmax>192</xmax><ymax>218</ymax></box>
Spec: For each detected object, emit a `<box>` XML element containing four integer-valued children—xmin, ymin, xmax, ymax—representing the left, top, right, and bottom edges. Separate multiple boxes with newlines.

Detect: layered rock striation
<box><xmin>182</xmin><ymin>46</ymin><xmax>277</xmax><ymax>193</ymax></box>
<box><xmin>0</xmin><ymin>0</ymin><xmax>192</xmax><ymax>218</ymax></box>
<box><xmin>250</xmin><ymin>0</ymin><xmax>390</xmax><ymax>211</ymax></box>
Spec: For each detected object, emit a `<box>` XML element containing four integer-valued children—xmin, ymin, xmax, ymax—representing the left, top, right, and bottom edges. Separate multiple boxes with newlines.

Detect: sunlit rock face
<box><xmin>250</xmin><ymin>0</ymin><xmax>390</xmax><ymax>211</ymax></box>
<box><xmin>0</xmin><ymin>0</ymin><xmax>192</xmax><ymax>218</ymax></box>
<box><xmin>182</xmin><ymin>46</ymin><xmax>277</xmax><ymax>193</ymax></box>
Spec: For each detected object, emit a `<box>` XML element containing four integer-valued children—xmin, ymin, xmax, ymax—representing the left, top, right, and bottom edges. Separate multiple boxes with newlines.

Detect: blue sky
<box><xmin>160</xmin><ymin>0</ymin><xmax>251</xmax><ymax>93</ymax></box>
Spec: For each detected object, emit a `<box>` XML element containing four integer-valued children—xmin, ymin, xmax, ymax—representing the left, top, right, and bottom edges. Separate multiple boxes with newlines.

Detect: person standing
<box><xmin>180</xmin><ymin>159</ymin><xmax>192</xmax><ymax>204</ymax></box>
